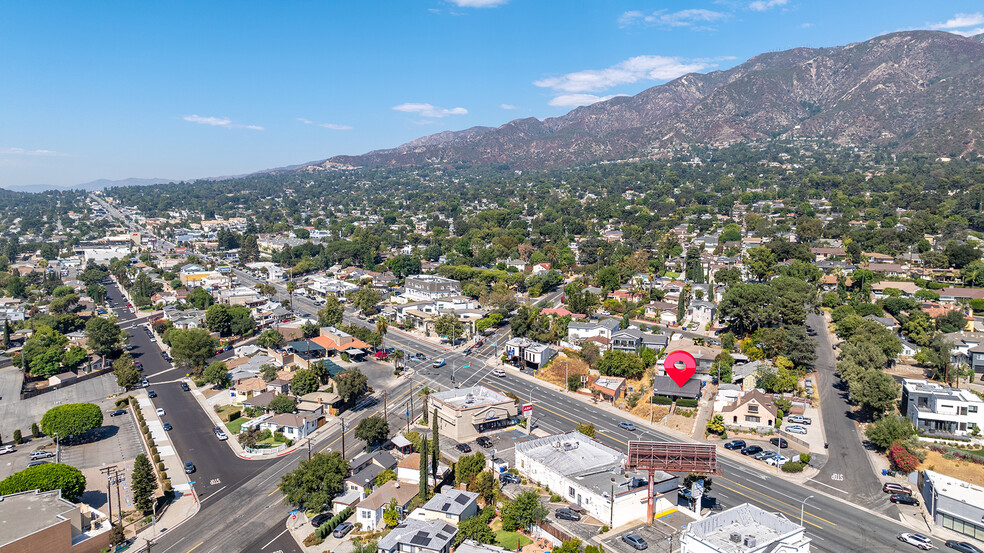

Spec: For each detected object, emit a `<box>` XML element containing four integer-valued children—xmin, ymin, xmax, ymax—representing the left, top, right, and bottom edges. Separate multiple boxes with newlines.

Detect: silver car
<box><xmin>786</xmin><ymin>425</ymin><xmax>808</xmax><ymax>435</ymax></box>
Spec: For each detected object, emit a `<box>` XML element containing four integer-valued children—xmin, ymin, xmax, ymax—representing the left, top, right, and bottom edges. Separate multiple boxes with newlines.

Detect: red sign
<box><xmin>664</xmin><ymin>350</ymin><xmax>697</xmax><ymax>387</ymax></box>
<box><xmin>522</xmin><ymin>404</ymin><xmax>533</xmax><ymax>415</ymax></box>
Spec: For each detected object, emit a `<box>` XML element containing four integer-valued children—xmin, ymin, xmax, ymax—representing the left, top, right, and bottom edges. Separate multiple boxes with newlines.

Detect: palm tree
<box><xmin>376</xmin><ymin>317</ymin><xmax>389</xmax><ymax>338</ymax></box>
<box><xmin>392</xmin><ymin>350</ymin><xmax>404</xmax><ymax>371</ymax></box>
<box><xmin>419</xmin><ymin>386</ymin><xmax>432</xmax><ymax>423</ymax></box>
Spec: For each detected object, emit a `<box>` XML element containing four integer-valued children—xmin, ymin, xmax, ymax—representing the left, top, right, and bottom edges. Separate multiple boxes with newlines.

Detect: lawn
<box><xmin>225</xmin><ymin>417</ymin><xmax>249</xmax><ymax>435</ymax></box>
<box><xmin>214</xmin><ymin>404</ymin><xmax>241</xmax><ymax>422</ymax></box>
<box><xmin>494</xmin><ymin>531</ymin><xmax>532</xmax><ymax>551</ymax></box>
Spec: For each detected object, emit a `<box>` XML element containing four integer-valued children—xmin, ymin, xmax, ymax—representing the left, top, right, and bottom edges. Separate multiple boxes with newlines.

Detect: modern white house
<box><xmin>680</xmin><ymin>503</ymin><xmax>811</xmax><ymax>553</ymax></box>
<box><xmin>567</xmin><ymin>319</ymin><xmax>621</xmax><ymax>342</ymax></box>
<box><xmin>920</xmin><ymin>469</ymin><xmax>984</xmax><ymax>542</ymax></box>
<box><xmin>257</xmin><ymin>413</ymin><xmax>319</xmax><ymax>440</ymax></box>
<box><xmin>504</xmin><ymin>337</ymin><xmax>555</xmax><ymax>369</ymax></box>
<box><xmin>514</xmin><ymin>432</ymin><xmax>678</xmax><ymax>528</ymax></box>
<box><xmin>901</xmin><ymin>378</ymin><xmax>984</xmax><ymax>437</ymax></box>
<box><xmin>403</xmin><ymin>275</ymin><xmax>462</xmax><ymax>302</ymax></box>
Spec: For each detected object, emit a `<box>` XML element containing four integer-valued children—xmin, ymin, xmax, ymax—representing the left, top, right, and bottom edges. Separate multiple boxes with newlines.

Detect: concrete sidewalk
<box><xmin>132</xmin><ymin>389</ymin><xmax>200</xmax><ymax>545</ymax></box>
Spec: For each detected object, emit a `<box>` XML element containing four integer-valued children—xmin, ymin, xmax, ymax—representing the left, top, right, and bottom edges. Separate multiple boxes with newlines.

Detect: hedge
<box><xmin>651</xmin><ymin>395</ymin><xmax>673</xmax><ymax>405</ymax></box>
<box><xmin>315</xmin><ymin>506</ymin><xmax>353</xmax><ymax>539</ymax></box>
<box><xmin>780</xmin><ymin>462</ymin><xmax>804</xmax><ymax>473</ymax></box>
<box><xmin>676</xmin><ymin>398</ymin><xmax>699</xmax><ymax>408</ymax></box>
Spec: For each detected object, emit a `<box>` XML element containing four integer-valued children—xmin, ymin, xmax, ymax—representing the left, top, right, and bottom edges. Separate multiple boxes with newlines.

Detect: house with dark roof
<box><xmin>609</xmin><ymin>328</ymin><xmax>669</xmax><ymax>353</ymax></box>
<box><xmin>377</xmin><ymin>518</ymin><xmax>458</xmax><ymax>553</ymax></box>
<box><xmin>420</xmin><ymin>489</ymin><xmax>479</xmax><ymax>524</ymax></box>
<box><xmin>651</xmin><ymin>374</ymin><xmax>701</xmax><ymax>400</ymax></box>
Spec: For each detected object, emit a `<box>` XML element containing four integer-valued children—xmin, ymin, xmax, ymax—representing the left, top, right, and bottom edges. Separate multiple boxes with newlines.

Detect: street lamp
<box><xmin>799</xmin><ymin>495</ymin><xmax>814</xmax><ymax>527</ymax></box>
<box><xmin>610</xmin><ymin>477</ymin><xmax>616</xmax><ymax>528</ymax></box>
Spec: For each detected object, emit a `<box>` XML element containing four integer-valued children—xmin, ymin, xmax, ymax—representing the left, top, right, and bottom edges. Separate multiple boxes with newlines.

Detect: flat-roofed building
<box><xmin>0</xmin><ymin>489</ymin><xmax>112</xmax><ymax>553</ymax></box>
<box><xmin>429</xmin><ymin>386</ymin><xmax>519</xmax><ymax>442</ymax></box>
<box><xmin>920</xmin><ymin>469</ymin><xmax>984</xmax><ymax>542</ymax></box>
<box><xmin>680</xmin><ymin>502</ymin><xmax>810</xmax><ymax>553</ymax></box>
<box><xmin>404</xmin><ymin>275</ymin><xmax>462</xmax><ymax>302</ymax></box>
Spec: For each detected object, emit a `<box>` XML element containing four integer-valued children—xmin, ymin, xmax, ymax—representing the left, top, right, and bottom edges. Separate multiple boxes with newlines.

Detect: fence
<box><xmin>244</xmin><ymin>443</ymin><xmax>288</xmax><ymax>455</ymax></box>
<box><xmin>535</xmin><ymin>520</ymin><xmax>571</xmax><ymax>543</ymax></box>
<box><xmin>20</xmin><ymin>366</ymin><xmax>114</xmax><ymax>400</ymax></box>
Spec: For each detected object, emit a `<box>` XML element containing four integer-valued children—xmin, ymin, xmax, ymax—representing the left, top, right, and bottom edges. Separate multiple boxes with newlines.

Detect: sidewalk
<box><xmin>131</xmin><ymin>389</ymin><xmax>200</xmax><ymax>544</ymax></box>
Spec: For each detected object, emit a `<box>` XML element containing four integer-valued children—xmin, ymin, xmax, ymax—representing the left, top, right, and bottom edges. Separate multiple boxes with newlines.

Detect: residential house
<box><xmin>257</xmin><ymin>413</ymin><xmax>319</xmax><ymax>441</ymax></box>
<box><xmin>356</xmin><ymin>480</ymin><xmax>420</xmax><ymax>530</ymax></box>
<box><xmin>644</xmin><ymin>301</ymin><xmax>678</xmax><ymax>325</ymax></box>
<box><xmin>567</xmin><ymin>318</ymin><xmax>621</xmax><ymax>343</ymax></box>
<box><xmin>232</xmin><ymin>377</ymin><xmax>268</xmax><ymax>403</ymax></box>
<box><xmin>419</xmin><ymin>489</ymin><xmax>479</xmax><ymax>525</ymax></box>
<box><xmin>503</xmin><ymin>337</ymin><xmax>554</xmax><ymax>369</ymax></box>
<box><xmin>686</xmin><ymin>301</ymin><xmax>717</xmax><ymax>329</ymax></box>
<box><xmin>347</xmin><ymin>451</ymin><xmax>399</xmax><ymax>495</ymax></box>
<box><xmin>872</xmin><ymin>281</ymin><xmax>921</xmax><ymax>299</ymax></box>
<box><xmin>376</xmin><ymin>518</ymin><xmax>458</xmax><ymax>553</ymax></box>
<box><xmin>396</xmin><ymin>453</ymin><xmax>449</xmax><ymax>487</ymax></box>
<box><xmin>901</xmin><ymin>379</ymin><xmax>983</xmax><ymax>437</ymax></box>
<box><xmin>719</xmin><ymin>390</ymin><xmax>779</xmax><ymax>432</ymax></box>
<box><xmin>403</xmin><ymin>275</ymin><xmax>462</xmax><ymax>302</ymax></box>
<box><xmin>242</xmin><ymin>390</ymin><xmax>278</xmax><ymax>412</ymax></box>
<box><xmin>590</xmin><ymin>376</ymin><xmax>626</xmax><ymax>402</ymax></box>
<box><xmin>610</xmin><ymin>328</ymin><xmax>669</xmax><ymax>354</ymax></box>
<box><xmin>651</xmin><ymin>375</ymin><xmax>701</xmax><ymax>400</ymax></box>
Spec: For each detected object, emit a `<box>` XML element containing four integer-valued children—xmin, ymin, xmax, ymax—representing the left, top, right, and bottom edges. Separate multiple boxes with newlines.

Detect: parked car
<box><xmin>413</xmin><ymin>353</ymin><xmax>427</xmax><ymax>361</ymax></box>
<box><xmin>618</xmin><ymin>422</ymin><xmax>636</xmax><ymax>431</ymax></box>
<box><xmin>555</xmin><ymin>508</ymin><xmax>581</xmax><ymax>521</ymax></box>
<box><xmin>622</xmin><ymin>534</ymin><xmax>648</xmax><ymax>550</ymax></box>
<box><xmin>162</xmin><ymin>422</ymin><xmax>172</xmax><ymax>431</ymax></box>
<box><xmin>883</xmin><ymin>483</ymin><xmax>913</xmax><ymax>495</ymax></box>
<box><xmin>433</xmin><ymin>359</ymin><xmax>446</xmax><ymax>368</ymax></box>
<box><xmin>754</xmin><ymin>451</ymin><xmax>776</xmax><ymax>461</ymax></box>
<box><xmin>891</xmin><ymin>493</ymin><xmax>920</xmax><ymax>506</ymax></box>
<box><xmin>184</xmin><ymin>461</ymin><xmax>196</xmax><ymax>474</ymax></box>
<box><xmin>769</xmin><ymin>438</ymin><xmax>788</xmax><ymax>448</ymax></box>
<box><xmin>945</xmin><ymin>541</ymin><xmax>983</xmax><ymax>553</ymax></box>
<box><xmin>476</xmin><ymin>436</ymin><xmax>493</xmax><ymax>448</ymax></box>
<box><xmin>147</xmin><ymin>390</ymin><xmax>157</xmax><ymax>398</ymax></box>
<box><xmin>492</xmin><ymin>369</ymin><xmax>506</xmax><ymax>377</ymax></box>
<box><xmin>156</xmin><ymin>408</ymin><xmax>166</xmax><ymax>416</ymax></box>
<box><xmin>723</xmin><ymin>440</ymin><xmax>746</xmax><ymax>450</ymax></box>
<box><xmin>740</xmin><ymin>445</ymin><xmax>763</xmax><ymax>456</ymax></box>
<box><xmin>0</xmin><ymin>445</ymin><xmax>14</xmax><ymax>455</ymax></box>
<box><xmin>180</xmin><ymin>382</ymin><xmax>191</xmax><ymax>391</ymax></box>
<box><xmin>765</xmin><ymin>455</ymin><xmax>789</xmax><ymax>467</ymax></box>
<box><xmin>28</xmin><ymin>460</ymin><xmax>49</xmax><ymax>467</ymax></box>
<box><xmin>785</xmin><ymin>425</ymin><xmax>807</xmax><ymax>435</ymax></box>
<box><xmin>787</xmin><ymin>415</ymin><xmax>812</xmax><ymax>425</ymax></box>
<box><xmin>134</xmin><ymin>362</ymin><xmax>143</xmax><ymax>371</ymax></box>
<box><xmin>110</xmin><ymin>409</ymin><xmax>128</xmax><ymax>417</ymax></box>
<box><xmin>499</xmin><ymin>472</ymin><xmax>521</xmax><ymax>485</ymax></box>
<box><xmin>213</xmin><ymin>426</ymin><xmax>229</xmax><ymax>441</ymax></box>
<box><xmin>897</xmin><ymin>532</ymin><xmax>934</xmax><ymax>550</ymax></box>
<box><xmin>455</xmin><ymin>443</ymin><xmax>472</xmax><ymax>453</ymax></box>
<box><xmin>141</xmin><ymin>378</ymin><xmax>149</xmax><ymax>388</ymax></box>
<box><xmin>311</xmin><ymin>512</ymin><xmax>333</xmax><ymax>527</ymax></box>
<box><xmin>332</xmin><ymin>522</ymin><xmax>354</xmax><ymax>538</ymax></box>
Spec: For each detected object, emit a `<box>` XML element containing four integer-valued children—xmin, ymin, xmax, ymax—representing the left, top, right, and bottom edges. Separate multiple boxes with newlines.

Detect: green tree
<box><xmin>112</xmin><ymin>354</ymin><xmax>141</xmax><ymax>389</ymax></box>
<box><xmin>186</xmin><ymin>287</ymin><xmax>215</xmax><ymax>310</ymax></box>
<box><xmin>349</xmin><ymin>287</ymin><xmax>382</xmax><ymax>314</ymax></box>
<box><xmin>85</xmin><ymin>316</ymin><xmax>125</xmax><ymax>365</ymax></box>
<box><xmin>279</xmin><ymin>451</ymin><xmax>349</xmax><ymax>510</ymax></box>
<box><xmin>261</xmin><ymin>363</ymin><xmax>280</xmax><ymax>381</ymax></box>
<box><xmin>257</xmin><ymin>329</ymin><xmax>286</xmax><ymax>350</ymax></box>
<box><xmin>471</xmin><ymin>470</ymin><xmax>499</xmax><ymax>507</ymax></box>
<box><xmin>745</xmin><ymin>246</ymin><xmax>777</xmax><ymax>281</ymax></box>
<box><xmin>203</xmin><ymin>361</ymin><xmax>230</xmax><ymax>387</ymax></box>
<box><xmin>431</xmin><ymin>407</ymin><xmax>439</xmax><ymax>480</ymax></box>
<box><xmin>553</xmin><ymin>539</ymin><xmax>583</xmax><ymax>553</ymax></box>
<box><xmin>131</xmin><ymin>453</ymin><xmax>156</xmax><ymax>513</ymax></box>
<box><xmin>317</xmin><ymin>295</ymin><xmax>345</xmax><ymax>327</ymax></box>
<box><xmin>501</xmin><ymin>489</ymin><xmax>548</xmax><ymax>531</ymax></box>
<box><xmin>291</xmin><ymin>369</ymin><xmax>320</xmax><ymax>396</ymax></box>
<box><xmin>595</xmin><ymin>350</ymin><xmax>646</xmax><ymax>379</ymax></box>
<box><xmin>0</xmin><ymin>463</ymin><xmax>86</xmax><ymax>501</ymax></box>
<box><xmin>269</xmin><ymin>394</ymin><xmax>298</xmax><ymax>414</ymax></box>
<box><xmin>335</xmin><ymin>368</ymin><xmax>368</xmax><ymax>403</ymax></box>
<box><xmin>434</xmin><ymin>314</ymin><xmax>463</xmax><ymax>340</ymax></box>
<box><xmin>167</xmin><ymin>328</ymin><xmax>219</xmax><ymax>373</ymax></box>
<box><xmin>419</xmin><ymin>436</ymin><xmax>429</xmax><ymax>500</ymax></box>
<box><xmin>61</xmin><ymin>345</ymin><xmax>88</xmax><ymax>372</ymax></box>
<box><xmin>848</xmin><ymin>369</ymin><xmax>900</xmax><ymax>415</ymax></box>
<box><xmin>576</xmin><ymin>422</ymin><xmax>596</xmax><ymax>437</ymax></box>
<box><xmin>205</xmin><ymin>304</ymin><xmax>233</xmax><ymax>336</ymax></box>
<box><xmin>454</xmin><ymin>514</ymin><xmax>497</xmax><ymax>546</ymax></box>
<box><xmin>22</xmin><ymin>325</ymin><xmax>68</xmax><ymax>378</ymax></box>
<box><xmin>865</xmin><ymin>416</ymin><xmax>916</xmax><ymax>449</ymax></box>
<box><xmin>455</xmin><ymin>451</ymin><xmax>486</xmax><ymax>486</ymax></box>
<box><xmin>40</xmin><ymin>403</ymin><xmax>103</xmax><ymax>439</ymax></box>
<box><xmin>86</xmin><ymin>283</ymin><xmax>107</xmax><ymax>304</ymax></box>
<box><xmin>383</xmin><ymin>497</ymin><xmax>400</xmax><ymax>528</ymax></box>
<box><xmin>355</xmin><ymin>415</ymin><xmax>389</xmax><ymax>447</ymax></box>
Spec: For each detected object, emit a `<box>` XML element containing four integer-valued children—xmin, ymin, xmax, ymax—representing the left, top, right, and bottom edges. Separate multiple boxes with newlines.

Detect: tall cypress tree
<box><xmin>677</xmin><ymin>292</ymin><xmax>686</xmax><ymax>324</ymax></box>
<box><xmin>431</xmin><ymin>408</ymin><xmax>439</xmax><ymax>480</ymax></box>
<box><xmin>419</xmin><ymin>437</ymin><xmax>429</xmax><ymax>501</ymax></box>
<box><xmin>131</xmin><ymin>453</ymin><xmax>156</xmax><ymax>513</ymax></box>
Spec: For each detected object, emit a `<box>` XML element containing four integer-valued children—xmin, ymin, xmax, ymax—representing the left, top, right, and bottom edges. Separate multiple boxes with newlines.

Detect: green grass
<box><xmin>225</xmin><ymin>417</ymin><xmax>248</xmax><ymax>435</ymax></box>
<box><xmin>494</xmin><ymin>531</ymin><xmax>532</xmax><ymax>551</ymax></box>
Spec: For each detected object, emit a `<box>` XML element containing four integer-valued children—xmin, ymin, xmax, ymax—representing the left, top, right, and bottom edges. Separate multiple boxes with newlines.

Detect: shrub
<box><xmin>600</xmin><ymin>525</ymin><xmax>610</xmax><ymax>533</ymax></box>
<box><xmin>31</xmin><ymin>423</ymin><xmax>40</xmax><ymax>438</ymax></box>
<box><xmin>162</xmin><ymin>480</ymin><xmax>172</xmax><ymax>492</ymax></box>
<box><xmin>780</xmin><ymin>462</ymin><xmax>804</xmax><ymax>473</ymax></box>
<box><xmin>889</xmin><ymin>442</ymin><xmax>919</xmax><ymax>473</ymax></box>
<box><xmin>549</xmin><ymin>493</ymin><xmax>563</xmax><ymax>503</ymax></box>
<box><xmin>651</xmin><ymin>395</ymin><xmax>673</xmax><ymax>405</ymax></box>
<box><xmin>676</xmin><ymin>398</ymin><xmax>699</xmax><ymax>408</ymax></box>
<box><xmin>799</xmin><ymin>454</ymin><xmax>811</xmax><ymax>465</ymax></box>
<box><xmin>304</xmin><ymin>533</ymin><xmax>325</xmax><ymax>547</ymax></box>
<box><xmin>153</xmin><ymin>453</ymin><xmax>161</xmax><ymax>463</ymax></box>
<box><xmin>12</xmin><ymin>430</ymin><xmax>22</xmax><ymax>444</ymax></box>
<box><xmin>157</xmin><ymin>462</ymin><xmax>165</xmax><ymax>472</ymax></box>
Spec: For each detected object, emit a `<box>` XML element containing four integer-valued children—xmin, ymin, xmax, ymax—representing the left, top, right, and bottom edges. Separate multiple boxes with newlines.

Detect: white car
<box><xmin>765</xmin><ymin>454</ymin><xmax>789</xmax><ymax>467</ymax></box>
<box><xmin>492</xmin><ymin>369</ymin><xmax>506</xmax><ymax>377</ymax></box>
<box><xmin>0</xmin><ymin>445</ymin><xmax>15</xmax><ymax>455</ymax></box>
<box><xmin>897</xmin><ymin>532</ymin><xmax>934</xmax><ymax>550</ymax></box>
<box><xmin>785</xmin><ymin>425</ymin><xmax>808</xmax><ymax>434</ymax></box>
<box><xmin>156</xmin><ymin>408</ymin><xmax>166</xmax><ymax>417</ymax></box>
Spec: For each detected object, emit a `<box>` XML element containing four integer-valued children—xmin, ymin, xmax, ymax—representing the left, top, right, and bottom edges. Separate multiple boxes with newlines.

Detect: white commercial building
<box><xmin>514</xmin><ymin>432</ymin><xmax>678</xmax><ymax>528</ymax></box>
<box><xmin>403</xmin><ymin>275</ymin><xmax>462</xmax><ymax>302</ymax></box>
<box><xmin>902</xmin><ymin>378</ymin><xmax>984</xmax><ymax>437</ymax></box>
<box><xmin>680</xmin><ymin>503</ymin><xmax>810</xmax><ymax>553</ymax></box>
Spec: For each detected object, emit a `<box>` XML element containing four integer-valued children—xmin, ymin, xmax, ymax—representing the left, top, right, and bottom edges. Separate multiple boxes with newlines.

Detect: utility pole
<box><xmin>113</xmin><ymin>468</ymin><xmax>123</xmax><ymax>525</ymax></box>
<box><xmin>307</xmin><ymin>437</ymin><xmax>312</xmax><ymax>461</ymax></box>
<box><xmin>384</xmin><ymin>390</ymin><xmax>388</xmax><ymax>424</ymax></box>
<box><xmin>99</xmin><ymin>466</ymin><xmax>115</xmax><ymax>524</ymax></box>
<box><xmin>340</xmin><ymin>419</ymin><xmax>346</xmax><ymax>458</ymax></box>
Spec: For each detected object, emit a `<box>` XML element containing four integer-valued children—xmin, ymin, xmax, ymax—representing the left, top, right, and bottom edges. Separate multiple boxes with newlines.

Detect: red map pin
<box><xmin>664</xmin><ymin>350</ymin><xmax>697</xmax><ymax>387</ymax></box>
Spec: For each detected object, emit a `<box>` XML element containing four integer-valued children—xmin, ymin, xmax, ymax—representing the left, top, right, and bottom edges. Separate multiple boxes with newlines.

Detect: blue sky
<box><xmin>2</xmin><ymin>1</ymin><xmax>984</xmax><ymax>187</ymax></box>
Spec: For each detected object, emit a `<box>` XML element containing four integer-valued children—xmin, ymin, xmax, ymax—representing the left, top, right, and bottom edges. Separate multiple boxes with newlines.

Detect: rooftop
<box><xmin>903</xmin><ymin>378</ymin><xmax>982</xmax><ymax>403</ymax></box>
<box><xmin>684</xmin><ymin>503</ymin><xmax>805</xmax><ymax>553</ymax></box>
<box><xmin>422</xmin><ymin>489</ymin><xmax>478</xmax><ymax>516</ymax></box>
<box><xmin>377</xmin><ymin>517</ymin><xmax>458</xmax><ymax>553</ymax></box>
<box><xmin>924</xmin><ymin>469</ymin><xmax>984</xmax><ymax>507</ymax></box>
<box><xmin>431</xmin><ymin>386</ymin><xmax>512</xmax><ymax>410</ymax></box>
<box><xmin>0</xmin><ymin>490</ymin><xmax>87</xmax><ymax>548</ymax></box>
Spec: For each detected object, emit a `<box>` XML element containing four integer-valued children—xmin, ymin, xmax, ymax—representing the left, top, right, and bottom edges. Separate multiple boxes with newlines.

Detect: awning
<box><xmin>345</xmin><ymin>348</ymin><xmax>365</xmax><ymax>355</ymax></box>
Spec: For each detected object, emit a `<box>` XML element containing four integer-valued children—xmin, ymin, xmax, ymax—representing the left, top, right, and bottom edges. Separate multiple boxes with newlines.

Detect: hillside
<box><xmin>323</xmin><ymin>30</ymin><xmax>984</xmax><ymax>170</ymax></box>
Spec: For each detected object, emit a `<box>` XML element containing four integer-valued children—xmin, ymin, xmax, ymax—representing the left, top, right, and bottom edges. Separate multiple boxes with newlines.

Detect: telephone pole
<box><xmin>307</xmin><ymin>437</ymin><xmax>312</xmax><ymax>461</ymax></box>
<box><xmin>340</xmin><ymin>419</ymin><xmax>346</xmax><ymax>458</ymax></box>
<box><xmin>384</xmin><ymin>390</ymin><xmax>388</xmax><ymax>424</ymax></box>
<box><xmin>99</xmin><ymin>466</ymin><xmax>115</xmax><ymax>524</ymax></box>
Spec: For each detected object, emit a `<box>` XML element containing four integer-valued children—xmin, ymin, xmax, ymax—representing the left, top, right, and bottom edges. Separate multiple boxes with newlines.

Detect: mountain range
<box><xmin>320</xmin><ymin>30</ymin><xmax>984</xmax><ymax>170</ymax></box>
<box><xmin>4</xmin><ymin>177</ymin><xmax>176</xmax><ymax>193</ymax></box>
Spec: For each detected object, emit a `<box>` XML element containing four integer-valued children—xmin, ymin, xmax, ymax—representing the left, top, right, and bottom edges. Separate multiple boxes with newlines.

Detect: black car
<box><xmin>476</xmin><ymin>436</ymin><xmax>493</xmax><ymax>448</ymax></box>
<box><xmin>622</xmin><ymin>534</ymin><xmax>648</xmax><ymax>550</ymax></box>
<box><xmin>311</xmin><ymin>512</ymin><xmax>333</xmax><ymax>527</ymax></box>
<box><xmin>184</xmin><ymin>461</ymin><xmax>196</xmax><ymax>474</ymax></box>
<box><xmin>332</xmin><ymin>522</ymin><xmax>354</xmax><ymax>538</ymax></box>
<box><xmin>770</xmin><ymin>438</ymin><xmax>788</xmax><ymax>449</ymax></box>
<box><xmin>180</xmin><ymin>382</ymin><xmax>190</xmax><ymax>391</ymax></box>
<box><xmin>891</xmin><ymin>493</ymin><xmax>920</xmax><ymax>506</ymax></box>
<box><xmin>740</xmin><ymin>445</ymin><xmax>763</xmax><ymax>456</ymax></box>
<box><xmin>455</xmin><ymin>443</ymin><xmax>472</xmax><ymax>453</ymax></box>
<box><xmin>723</xmin><ymin>440</ymin><xmax>746</xmax><ymax>450</ymax></box>
<box><xmin>946</xmin><ymin>541</ymin><xmax>984</xmax><ymax>553</ymax></box>
<box><xmin>555</xmin><ymin>508</ymin><xmax>581</xmax><ymax>521</ymax></box>
<box><xmin>147</xmin><ymin>390</ymin><xmax>157</xmax><ymax>398</ymax></box>
<box><xmin>109</xmin><ymin>409</ymin><xmax>127</xmax><ymax>417</ymax></box>
<box><xmin>499</xmin><ymin>472</ymin><xmax>521</xmax><ymax>485</ymax></box>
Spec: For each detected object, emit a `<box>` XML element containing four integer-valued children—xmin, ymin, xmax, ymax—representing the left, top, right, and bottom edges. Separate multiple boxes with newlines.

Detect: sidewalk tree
<box><xmin>279</xmin><ymin>451</ymin><xmax>349</xmax><ymax>510</ymax></box>
<box><xmin>317</xmin><ymin>295</ymin><xmax>344</xmax><ymax>327</ymax></box>
<box><xmin>21</xmin><ymin>325</ymin><xmax>68</xmax><ymax>378</ymax></box>
<box><xmin>435</xmin><ymin>314</ymin><xmax>463</xmax><ymax>341</ymax></box>
<box><xmin>0</xmin><ymin>463</ymin><xmax>86</xmax><ymax>501</ymax></box>
<box><xmin>239</xmin><ymin>427</ymin><xmax>259</xmax><ymax>448</ymax></box>
<box><xmin>291</xmin><ymin>369</ymin><xmax>320</xmax><ymax>396</ymax></box>
<box><xmin>269</xmin><ymin>394</ymin><xmax>297</xmax><ymax>414</ymax></box>
<box><xmin>168</xmin><ymin>328</ymin><xmax>219</xmax><ymax>373</ymax></box>
<box><xmin>865</xmin><ymin>416</ymin><xmax>916</xmax><ymax>449</ymax></box>
<box><xmin>131</xmin><ymin>453</ymin><xmax>155</xmax><ymax>513</ymax></box>
<box><xmin>576</xmin><ymin>422</ymin><xmax>596</xmax><ymax>437</ymax></box>
<box><xmin>376</xmin><ymin>317</ymin><xmax>388</xmax><ymax>338</ymax></box>
<box><xmin>112</xmin><ymin>355</ymin><xmax>141</xmax><ymax>389</ymax></box>
<box><xmin>355</xmin><ymin>415</ymin><xmax>389</xmax><ymax>448</ymax></box>
<box><xmin>431</xmin><ymin>408</ymin><xmax>439</xmax><ymax>479</ymax></box>
<box><xmin>257</xmin><ymin>329</ymin><xmax>285</xmax><ymax>350</ymax></box>
<box><xmin>419</xmin><ymin>436</ymin><xmax>429</xmax><ymax>500</ymax></box>
<box><xmin>349</xmin><ymin>287</ymin><xmax>381</xmax><ymax>315</ymax></box>
<box><xmin>86</xmin><ymin>284</ymin><xmax>107</xmax><ymax>304</ymax></box>
<box><xmin>203</xmin><ymin>361</ymin><xmax>231</xmax><ymax>388</ymax></box>
<box><xmin>40</xmin><ymin>403</ymin><xmax>103</xmax><ymax>440</ymax></box>
<box><xmin>335</xmin><ymin>368</ymin><xmax>368</xmax><ymax>403</ymax></box>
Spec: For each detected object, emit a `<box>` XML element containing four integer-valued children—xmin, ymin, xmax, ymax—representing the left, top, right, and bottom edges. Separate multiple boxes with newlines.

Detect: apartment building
<box><xmin>902</xmin><ymin>379</ymin><xmax>984</xmax><ymax>437</ymax></box>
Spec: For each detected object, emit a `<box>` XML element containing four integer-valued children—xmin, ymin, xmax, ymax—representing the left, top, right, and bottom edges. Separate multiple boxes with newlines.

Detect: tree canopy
<box><xmin>40</xmin><ymin>403</ymin><xmax>103</xmax><ymax>439</ymax></box>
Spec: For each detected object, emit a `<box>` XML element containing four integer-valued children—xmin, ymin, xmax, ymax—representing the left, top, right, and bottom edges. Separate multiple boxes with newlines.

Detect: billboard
<box><xmin>626</xmin><ymin>441</ymin><xmax>717</xmax><ymax>474</ymax></box>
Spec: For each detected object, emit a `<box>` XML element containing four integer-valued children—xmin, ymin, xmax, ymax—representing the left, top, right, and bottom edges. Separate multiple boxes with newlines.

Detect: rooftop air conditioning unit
<box><xmin>729</xmin><ymin>532</ymin><xmax>741</xmax><ymax>543</ymax></box>
<box><xmin>743</xmin><ymin>536</ymin><xmax>757</xmax><ymax>548</ymax></box>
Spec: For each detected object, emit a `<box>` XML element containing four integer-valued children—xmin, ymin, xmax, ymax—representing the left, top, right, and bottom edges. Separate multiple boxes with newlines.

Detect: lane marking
<box><xmin>717</xmin><ymin>476</ymin><xmax>838</xmax><ymax>526</ymax></box>
<box><xmin>809</xmin><ymin>479</ymin><xmax>849</xmax><ymax>494</ymax></box>
<box><xmin>261</xmin><ymin>528</ymin><xmax>289</xmax><ymax>550</ymax></box>
<box><xmin>185</xmin><ymin>542</ymin><xmax>204</xmax><ymax>553</ymax></box>
<box><xmin>717</xmin><ymin>482</ymin><xmax>825</xmax><ymax>529</ymax></box>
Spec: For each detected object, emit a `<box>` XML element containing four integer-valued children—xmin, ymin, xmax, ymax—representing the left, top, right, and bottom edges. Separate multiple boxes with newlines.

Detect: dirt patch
<box><xmin>201</xmin><ymin>388</ymin><xmax>222</xmax><ymax>399</ymax></box>
<box><xmin>630</xmin><ymin>401</ymin><xmax>669</xmax><ymax>422</ymax></box>
<box><xmin>919</xmin><ymin>450</ymin><xmax>984</xmax><ymax>486</ymax></box>
<box><xmin>885</xmin><ymin>363</ymin><xmax>930</xmax><ymax>379</ymax></box>
<box><xmin>664</xmin><ymin>414</ymin><xmax>695</xmax><ymax>434</ymax></box>
<box><xmin>537</xmin><ymin>354</ymin><xmax>588</xmax><ymax>388</ymax></box>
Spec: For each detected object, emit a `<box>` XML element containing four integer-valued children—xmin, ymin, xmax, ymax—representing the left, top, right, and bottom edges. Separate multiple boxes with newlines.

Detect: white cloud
<box><xmin>951</xmin><ymin>27</ymin><xmax>984</xmax><ymax>37</ymax></box>
<box><xmin>0</xmin><ymin>147</ymin><xmax>62</xmax><ymax>156</ymax></box>
<box><xmin>298</xmin><ymin>118</ymin><xmax>352</xmax><ymax>130</ymax></box>
<box><xmin>930</xmin><ymin>12</ymin><xmax>984</xmax><ymax>29</ymax></box>
<box><xmin>800</xmin><ymin>22</ymin><xmax>813</xmax><ymax>28</ymax></box>
<box><xmin>183</xmin><ymin>114</ymin><xmax>264</xmax><ymax>130</ymax></box>
<box><xmin>618</xmin><ymin>8</ymin><xmax>727</xmax><ymax>28</ymax></box>
<box><xmin>447</xmin><ymin>0</ymin><xmax>506</xmax><ymax>7</ymax></box>
<box><xmin>748</xmin><ymin>0</ymin><xmax>787</xmax><ymax>11</ymax></box>
<box><xmin>500</xmin><ymin>103</ymin><xmax>517</xmax><ymax>110</ymax></box>
<box><xmin>534</xmin><ymin>55</ymin><xmax>716</xmax><ymax>94</ymax></box>
<box><xmin>392</xmin><ymin>103</ymin><xmax>468</xmax><ymax>118</ymax></box>
<box><xmin>548</xmin><ymin>94</ymin><xmax>627</xmax><ymax>108</ymax></box>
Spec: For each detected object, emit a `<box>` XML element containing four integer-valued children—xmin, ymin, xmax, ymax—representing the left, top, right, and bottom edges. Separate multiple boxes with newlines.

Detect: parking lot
<box><xmin>603</xmin><ymin>521</ymin><xmax>679</xmax><ymax>553</ymax></box>
<box><xmin>57</xmin><ymin>409</ymin><xmax>144</xmax><ymax>471</ymax></box>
